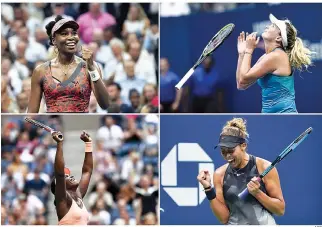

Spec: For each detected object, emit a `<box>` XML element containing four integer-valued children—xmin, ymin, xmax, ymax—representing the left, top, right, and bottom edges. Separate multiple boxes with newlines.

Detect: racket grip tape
<box><xmin>238</xmin><ymin>177</ymin><xmax>261</xmax><ymax>200</ymax></box>
<box><xmin>175</xmin><ymin>68</ymin><xmax>195</xmax><ymax>90</ymax></box>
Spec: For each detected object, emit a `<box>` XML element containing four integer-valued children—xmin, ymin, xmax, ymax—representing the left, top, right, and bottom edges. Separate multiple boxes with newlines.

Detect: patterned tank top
<box><xmin>41</xmin><ymin>60</ymin><xmax>92</xmax><ymax>113</ymax></box>
<box><xmin>223</xmin><ymin>155</ymin><xmax>276</xmax><ymax>225</ymax></box>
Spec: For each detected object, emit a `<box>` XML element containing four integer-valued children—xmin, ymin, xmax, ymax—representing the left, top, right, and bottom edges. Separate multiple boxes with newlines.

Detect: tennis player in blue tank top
<box><xmin>236</xmin><ymin>14</ymin><xmax>313</xmax><ymax>113</ymax></box>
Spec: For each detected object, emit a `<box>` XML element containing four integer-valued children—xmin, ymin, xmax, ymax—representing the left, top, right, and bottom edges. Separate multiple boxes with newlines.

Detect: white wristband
<box><xmin>88</xmin><ymin>69</ymin><xmax>100</xmax><ymax>82</ymax></box>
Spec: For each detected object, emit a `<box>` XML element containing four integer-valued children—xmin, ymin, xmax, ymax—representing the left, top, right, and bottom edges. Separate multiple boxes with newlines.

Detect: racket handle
<box><xmin>175</xmin><ymin>68</ymin><xmax>195</xmax><ymax>90</ymax></box>
<box><xmin>238</xmin><ymin>177</ymin><xmax>261</xmax><ymax>200</ymax></box>
<box><xmin>238</xmin><ymin>187</ymin><xmax>250</xmax><ymax>200</ymax></box>
<box><xmin>49</xmin><ymin>130</ymin><xmax>63</xmax><ymax>140</ymax></box>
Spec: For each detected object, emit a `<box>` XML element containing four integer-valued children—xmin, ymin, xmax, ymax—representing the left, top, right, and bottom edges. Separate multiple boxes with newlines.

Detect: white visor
<box><xmin>269</xmin><ymin>14</ymin><xmax>288</xmax><ymax>48</ymax></box>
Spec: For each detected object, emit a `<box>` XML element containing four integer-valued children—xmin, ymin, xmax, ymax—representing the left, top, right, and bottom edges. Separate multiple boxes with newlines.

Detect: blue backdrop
<box><xmin>161</xmin><ymin>3</ymin><xmax>322</xmax><ymax>113</ymax></box>
<box><xmin>160</xmin><ymin>115</ymin><xmax>322</xmax><ymax>224</ymax></box>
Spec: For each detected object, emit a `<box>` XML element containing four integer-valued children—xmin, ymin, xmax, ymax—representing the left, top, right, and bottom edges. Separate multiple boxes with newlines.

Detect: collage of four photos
<box><xmin>1</xmin><ymin>2</ymin><xmax>322</xmax><ymax>226</ymax></box>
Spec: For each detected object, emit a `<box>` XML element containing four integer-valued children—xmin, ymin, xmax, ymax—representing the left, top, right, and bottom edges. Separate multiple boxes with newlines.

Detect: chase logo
<box><xmin>161</xmin><ymin>143</ymin><xmax>215</xmax><ymax>206</ymax></box>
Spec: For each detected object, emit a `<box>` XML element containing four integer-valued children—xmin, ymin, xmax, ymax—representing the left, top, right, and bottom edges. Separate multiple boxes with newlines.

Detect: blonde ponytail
<box><xmin>285</xmin><ymin>22</ymin><xmax>313</xmax><ymax>71</ymax></box>
<box><xmin>288</xmin><ymin>37</ymin><xmax>313</xmax><ymax>71</ymax></box>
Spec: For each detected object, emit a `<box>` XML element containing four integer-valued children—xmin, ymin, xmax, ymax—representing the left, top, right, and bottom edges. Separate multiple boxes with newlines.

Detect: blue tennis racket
<box><xmin>238</xmin><ymin>127</ymin><xmax>313</xmax><ymax>200</ymax></box>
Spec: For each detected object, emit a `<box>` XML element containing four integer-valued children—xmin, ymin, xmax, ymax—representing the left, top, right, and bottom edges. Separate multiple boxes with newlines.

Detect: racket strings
<box><xmin>204</xmin><ymin>24</ymin><xmax>234</xmax><ymax>55</ymax></box>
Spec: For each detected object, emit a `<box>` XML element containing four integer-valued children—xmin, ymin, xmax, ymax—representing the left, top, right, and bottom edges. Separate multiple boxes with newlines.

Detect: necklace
<box><xmin>231</xmin><ymin>167</ymin><xmax>244</xmax><ymax>176</ymax></box>
<box><xmin>57</xmin><ymin>57</ymin><xmax>75</xmax><ymax>77</ymax></box>
<box><xmin>231</xmin><ymin>156</ymin><xmax>250</xmax><ymax>176</ymax></box>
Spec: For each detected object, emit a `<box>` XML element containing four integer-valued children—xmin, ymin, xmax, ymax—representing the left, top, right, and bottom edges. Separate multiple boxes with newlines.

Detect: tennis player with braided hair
<box><xmin>28</xmin><ymin>15</ymin><xmax>109</xmax><ymax>113</ymax></box>
<box><xmin>51</xmin><ymin>130</ymin><xmax>93</xmax><ymax>225</ymax></box>
<box><xmin>197</xmin><ymin>118</ymin><xmax>285</xmax><ymax>224</ymax></box>
<box><xmin>236</xmin><ymin>14</ymin><xmax>313</xmax><ymax>113</ymax></box>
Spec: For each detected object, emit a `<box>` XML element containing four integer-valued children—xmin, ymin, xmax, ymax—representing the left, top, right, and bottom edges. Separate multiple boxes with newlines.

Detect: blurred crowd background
<box><xmin>160</xmin><ymin>2</ymin><xmax>243</xmax><ymax>17</ymax></box>
<box><xmin>1</xmin><ymin>3</ymin><xmax>159</xmax><ymax>113</ymax></box>
<box><xmin>160</xmin><ymin>3</ymin><xmax>322</xmax><ymax>113</ymax></box>
<box><xmin>1</xmin><ymin>114</ymin><xmax>159</xmax><ymax>225</ymax></box>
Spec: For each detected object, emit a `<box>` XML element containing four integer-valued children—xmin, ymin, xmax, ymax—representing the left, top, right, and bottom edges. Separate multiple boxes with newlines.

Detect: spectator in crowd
<box><xmin>12</xmin><ymin>192</ymin><xmax>45</xmax><ymax>224</ymax></box>
<box><xmin>103</xmin><ymin>38</ymin><xmax>129</xmax><ymax>81</ymax></box>
<box><xmin>105</xmin><ymin>82</ymin><xmax>133</xmax><ymax>113</ymax></box>
<box><xmin>113</xmin><ymin>199</ymin><xmax>136</xmax><ymax>225</ymax></box>
<box><xmin>1</xmin><ymin>77</ymin><xmax>19</xmax><ymax>113</ymax></box>
<box><xmin>142</xmin><ymin>212</ymin><xmax>158</xmax><ymax>225</ymax></box>
<box><xmin>88</xmin><ymin>181</ymin><xmax>114</xmax><ymax>211</ymax></box>
<box><xmin>122</xmin><ymin>4</ymin><xmax>150</xmax><ymax>39</ymax></box>
<box><xmin>96</xmin><ymin>116</ymin><xmax>124</xmax><ymax>152</ymax></box>
<box><xmin>135</xmin><ymin>175</ymin><xmax>158</xmax><ymax>223</ymax></box>
<box><xmin>92</xmin><ymin>139</ymin><xmax>118</xmax><ymax>181</ymax></box>
<box><xmin>121</xmin><ymin>150</ymin><xmax>144</xmax><ymax>184</ymax></box>
<box><xmin>2</xmin><ymin>56</ymin><xmax>24</xmax><ymax>96</ymax></box>
<box><xmin>24</xmin><ymin>169</ymin><xmax>49</xmax><ymax>203</ymax></box>
<box><xmin>2</xmin><ymin>205</ymin><xmax>8</xmax><ymax>225</ymax></box>
<box><xmin>128</xmin><ymin>41</ymin><xmax>156</xmax><ymax>84</ymax></box>
<box><xmin>91</xmin><ymin>28</ymin><xmax>113</xmax><ymax>66</ymax></box>
<box><xmin>77</xmin><ymin>3</ymin><xmax>116</xmax><ymax>44</ymax></box>
<box><xmin>139</xmin><ymin>84</ymin><xmax>158</xmax><ymax>113</ymax></box>
<box><xmin>88</xmin><ymin>205</ymin><xmax>111</xmax><ymax>225</ymax></box>
<box><xmin>104</xmin><ymin>25</ymin><xmax>117</xmax><ymax>44</ymax></box>
<box><xmin>160</xmin><ymin>58</ymin><xmax>182</xmax><ymax>113</ymax></box>
<box><xmin>120</xmin><ymin>60</ymin><xmax>146</xmax><ymax>105</ymax></box>
<box><xmin>160</xmin><ymin>3</ymin><xmax>191</xmax><ymax>17</ymax></box>
<box><xmin>1</xmin><ymin>167</ymin><xmax>25</xmax><ymax>206</ymax></box>
<box><xmin>128</xmin><ymin>89</ymin><xmax>141</xmax><ymax>112</ymax></box>
<box><xmin>9</xmin><ymin>26</ymin><xmax>47</xmax><ymax>63</ymax></box>
<box><xmin>184</xmin><ymin>56</ymin><xmax>225</xmax><ymax>113</ymax></box>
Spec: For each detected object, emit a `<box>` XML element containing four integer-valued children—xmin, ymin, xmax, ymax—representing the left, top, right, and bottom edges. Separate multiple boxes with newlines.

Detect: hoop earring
<box><xmin>54</xmin><ymin>46</ymin><xmax>58</xmax><ymax>55</ymax></box>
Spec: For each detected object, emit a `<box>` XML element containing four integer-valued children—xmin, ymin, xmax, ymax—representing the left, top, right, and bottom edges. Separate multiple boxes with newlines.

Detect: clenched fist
<box><xmin>80</xmin><ymin>130</ymin><xmax>92</xmax><ymax>142</ymax></box>
<box><xmin>197</xmin><ymin>170</ymin><xmax>212</xmax><ymax>189</ymax></box>
<box><xmin>81</xmin><ymin>46</ymin><xmax>95</xmax><ymax>71</ymax></box>
<box><xmin>247</xmin><ymin>176</ymin><xmax>261</xmax><ymax>196</ymax></box>
<box><xmin>52</xmin><ymin>131</ymin><xmax>63</xmax><ymax>143</ymax></box>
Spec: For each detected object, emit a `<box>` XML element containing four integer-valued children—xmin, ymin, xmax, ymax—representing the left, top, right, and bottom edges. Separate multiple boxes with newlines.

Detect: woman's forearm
<box><xmin>82</xmin><ymin>143</ymin><xmax>93</xmax><ymax>174</ymax></box>
<box><xmin>254</xmin><ymin>190</ymin><xmax>285</xmax><ymax>216</ymax></box>
<box><xmin>93</xmin><ymin>79</ymin><xmax>109</xmax><ymax>109</ymax></box>
<box><xmin>209</xmin><ymin>198</ymin><xmax>230</xmax><ymax>224</ymax></box>
<box><xmin>236</xmin><ymin>53</ymin><xmax>245</xmax><ymax>85</ymax></box>
<box><xmin>239</xmin><ymin>51</ymin><xmax>253</xmax><ymax>84</ymax></box>
<box><xmin>54</xmin><ymin>142</ymin><xmax>65</xmax><ymax>176</ymax></box>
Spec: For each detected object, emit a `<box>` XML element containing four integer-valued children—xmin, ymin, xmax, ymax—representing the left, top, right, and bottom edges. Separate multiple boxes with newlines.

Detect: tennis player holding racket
<box><xmin>50</xmin><ymin>130</ymin><xmax>93</xmax><ymax>225</ymax></box>
<box><xmin>197</xmin><ymin>118</ymin><xmax>285</xmax><ymax>224</ymax></box>
<box><xmin>236</xmin><ymin>14</ymin><xmax>313</xmax><ymax>113</ymax></box>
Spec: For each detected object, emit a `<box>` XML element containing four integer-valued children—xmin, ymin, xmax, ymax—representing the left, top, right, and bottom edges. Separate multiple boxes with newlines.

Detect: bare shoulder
<box><xmin>255</xmin><ymin>157</ymin><xmax>272</xmax><ymax>173</ymax></box>
<box><xmin>214</xmin><ymin>164</ymin><xmax>229</xmax><ymax>178</ymax></box>
<box><xmin>32</xmin><ymin>61</ymin><xmax>49</xmax><ymax>81</ymax></box>
<box><xmin>213</xmin><ymin>164</ymin><xmax>229</xmax><ymax>187</ymax></box>
<box><xmin>268</xmin><ymin>49</ymin><xmax>289</xmax><ymax>62</ymax></box>
<box><xmin>33</xmin><ymin>61</ymin><xmax>48</xmax><ymax>74</ymax></box>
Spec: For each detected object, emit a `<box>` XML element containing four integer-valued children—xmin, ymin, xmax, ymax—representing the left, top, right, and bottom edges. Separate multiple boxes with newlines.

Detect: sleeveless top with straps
<box><xmin>257</xmin><ymin>48</ymin><xmax>297</xmax><ymax>113</ymax></box>
<box><xmin>58</xmin><ymin>198</ymin><xmax>89</xmax><ymax>225</ymax></box>
<box><xmin>223</xmin><ymin>155</ymin><xmax>276</xmax><ymax>225</ymax></box>
<box><xmin>41</xmin><ymin>60</ymin><xmax>92</xmax><ymax>113</ymax></box>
